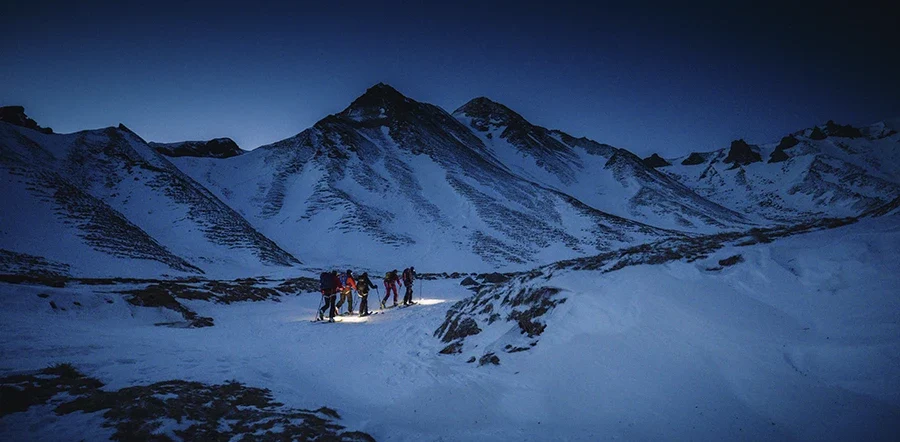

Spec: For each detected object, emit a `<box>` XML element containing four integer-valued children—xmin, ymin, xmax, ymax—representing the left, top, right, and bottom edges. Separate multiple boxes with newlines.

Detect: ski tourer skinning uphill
<box><xmin>401</xmin><ymin>266</ymin><xmax>416</xmax><ymax>306</ymax></box>
<box><xmin>318</xmin><ymin>270</ymin><xmax>341</xmax><ymax>322</ymax></box>
<box><xmin>336</xmin><ymin>269</ymin><xmax>357</xmax><ymax>315</ymax></box>
<box><xmin>381</xmin><ymin>269</ymin><xmax>401</xmax><ymax>309</ymax></box>
<box><xmin>356</xmin><ymin>272</ymin><xmax>377</xmax><ymax>316</ymax></box>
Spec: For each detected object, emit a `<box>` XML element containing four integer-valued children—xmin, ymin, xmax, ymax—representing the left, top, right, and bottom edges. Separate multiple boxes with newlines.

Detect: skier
<box><xmin>356</xmin><ymin>272</ymin><xmax>377</xmax><ymax>316</ymax></box>
<box><xmin>335</xmin><ymin>269</ymin><xmax>357</xmax><ymax>315</ymax></box>
<box><xmin>318</xmin><ymin>270</ymin><xmax>340</xmax><ymax>322</ymax></box>
<box><xmin>401</xmin><ymin>266</ymin><xmax>416</xmax><ymax>306</ymax></box>
<box><xmin>381</xmin><ymin>269</ymin><xmax>401</xmax><ymax>308</ymax></box>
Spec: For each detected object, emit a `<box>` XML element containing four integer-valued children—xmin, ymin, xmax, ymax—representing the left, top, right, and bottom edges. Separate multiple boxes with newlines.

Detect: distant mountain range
<box><xmin>641</xmin><ymin>121</ymin><xmax>900</xmax><ymax>222</ymax></box>
<box><xmin>1</xmin><ymin>88</ymin><xmax>897</xmax><ymax>277</ymax></box>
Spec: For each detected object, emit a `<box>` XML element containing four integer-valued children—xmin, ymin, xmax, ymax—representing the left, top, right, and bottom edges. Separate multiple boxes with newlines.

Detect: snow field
<box><xmin>3</xmin><ymin>218</ymin><xmax>899</xmax><ymax>440</ymax></box>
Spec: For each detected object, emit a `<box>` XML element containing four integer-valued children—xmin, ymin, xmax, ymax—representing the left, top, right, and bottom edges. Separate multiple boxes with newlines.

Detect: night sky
<box><xmin>2</xmin><ymin>1</ymin><xmax>898</xmax><ymax>156</ymax></box>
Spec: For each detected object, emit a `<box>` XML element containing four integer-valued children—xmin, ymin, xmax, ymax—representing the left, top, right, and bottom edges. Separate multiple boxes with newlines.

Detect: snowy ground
<box><xmin>2</xmin><ymin>217</ymin><xmax>899</xmax><ymax>441</ymax></box>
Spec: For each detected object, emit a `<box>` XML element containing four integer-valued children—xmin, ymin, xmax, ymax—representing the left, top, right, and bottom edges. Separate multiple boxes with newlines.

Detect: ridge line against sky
<box><xmin>2</xmin><ymin>0</ymin><xmax>898</xmax><ymax>157</ymax></box>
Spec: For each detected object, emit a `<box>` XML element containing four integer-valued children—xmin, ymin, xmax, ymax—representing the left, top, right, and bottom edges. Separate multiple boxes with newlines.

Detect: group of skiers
<box><xmin>317</xmin><ymin>267</ymin><xmax>417</xmax><ymax>322</ymax></box>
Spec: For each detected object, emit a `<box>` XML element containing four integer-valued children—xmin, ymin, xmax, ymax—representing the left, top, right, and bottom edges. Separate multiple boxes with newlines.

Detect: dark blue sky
<box><xmin>2</xmin><ymin>1</ymin><xmax>898</xmax><ymax>156</ymax></box>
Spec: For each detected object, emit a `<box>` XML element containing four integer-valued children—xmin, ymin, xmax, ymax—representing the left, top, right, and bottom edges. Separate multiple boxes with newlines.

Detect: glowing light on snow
<box><xmin>416</xmin><ymin>298</ymin><xmax>446</xmax><ymax>306</ymax></box>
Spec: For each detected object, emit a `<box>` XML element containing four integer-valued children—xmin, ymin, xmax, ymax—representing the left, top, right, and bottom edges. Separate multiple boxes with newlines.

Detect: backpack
<box><xmin>339</xmin><ymin>274</ymin><xmax>349</xmax><ymax>286</ymax></box>
<box><xmin>402</xmin><ymin>268</ymin><xmax>412</xmax><ymax>283</ymax></box>
<box><xmin>320</xmin><ymin>272</ymin><xmax>336</xmax><ymax>291</ymax></box>
<box><xmin>384</xmin><ymin>272</ymin><xmax>392</xmax><ymax>281</ymax></box>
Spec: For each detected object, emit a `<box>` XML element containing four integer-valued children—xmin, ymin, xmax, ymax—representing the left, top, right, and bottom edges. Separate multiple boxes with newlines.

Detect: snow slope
<box><xmin>660</xmin><ymin>122</ymin><xmax>900</xmax><ymax>222</ymax></box>
<box><xmin>2</xmin><ymin>215</ymin><xmax>898</xmax><ymax>441</ymax></box>
<box><xmin>453</xmin><ymin>97</ymin><xmax>749</xmax><ymax>232</ymax></box>
<box><xmin>169</xmin><ymin>84</ymin><xmax>674</xmax><ymax>272</ymax></box>
<box><xmin>0</xmin><ymin>120</ymin><xmax>299</xmax><ymax>277</ymax></box>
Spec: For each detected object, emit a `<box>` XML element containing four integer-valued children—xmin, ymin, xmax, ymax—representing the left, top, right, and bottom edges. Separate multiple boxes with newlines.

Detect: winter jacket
<box><xmin>357</xmin><ymin>274</ymin><xmax>376</xmax><ymax>295</ymax></box>
<box><xmin>340</xmin><ymin>274</ymin><xmax>357</xmax><ymax>292</ymax></box>
<box><xmin>402</xmin><ymin>268</ymin><xmax>415</xmax><ymax>285</ymax></box>
<box><xmin>384</xmin><ymin>271</ymin><xmax>401</xmax><ymax>286</ymax></box>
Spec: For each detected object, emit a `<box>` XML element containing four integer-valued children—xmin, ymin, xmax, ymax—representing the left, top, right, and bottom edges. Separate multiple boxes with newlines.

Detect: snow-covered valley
<box><xmin>2</xmin><ymin>216</ymin><xmax>898</xmax><ymax>441</ymax></box>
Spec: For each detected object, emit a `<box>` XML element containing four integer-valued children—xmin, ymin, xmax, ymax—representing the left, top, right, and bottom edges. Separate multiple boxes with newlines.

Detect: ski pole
<box><xmin>314</xmin><ymin>291</ymin><xmax>324</xmax><ymax>321</ymax></box>
<box><xmin>375</xmin><ymin>285</ymin><xmax>381</xmax><ymax>309</ymax></box>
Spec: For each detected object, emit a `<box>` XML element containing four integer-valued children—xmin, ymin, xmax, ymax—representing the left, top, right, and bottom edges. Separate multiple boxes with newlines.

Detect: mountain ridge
<box><xmin>0</xmin><ymin>113</ymin><xmax>300</xmax><ymax>278</ymax></box>
<box><xmin>3</xmin><ymin>88</ymin><xmax>898</xmax><ymax>276</ymax></box>
<box><xmin>162</xmin><ymin>86</ymin><xmax>677</xmax><ymax>271</ymax></box>
<box><xmin>150</xmin><ymin>138</ymin><xmax>244</xmax><ymax>159</ymax></box>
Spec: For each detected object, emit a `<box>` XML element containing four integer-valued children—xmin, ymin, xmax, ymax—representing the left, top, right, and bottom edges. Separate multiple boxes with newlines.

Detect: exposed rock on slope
<box><xmin>768</xmin><ymin>146</ymin><xmax>789</xmax><ymax>163</ymax></box>
<box><xmin>681</xmin><ymin>152</ymin><xmax>707</xmax><ymax>165</ymax></box>
<box><xmin>0</xmin><ymin>106</ymin><xmax>52</xmax><ymax>134</ymax></box>
<box><xmin>723</xmin><ymin>139</ymin><xmax>762</xmax><ymax>165</ymax></box>
<box><xmin>643</xmin><ymin>153</ymin><xmax>671</xmax><ymax>168</ymax></box>
<box><xmin>435</xmin><ymin>217</ymin><xmax>858</xmax><ymax>363</ymax></box>
<box><xmin>151</xmin><ymin>138</ymin><xmax>244</xmax><ymax>158</ymax></box>
<box><xmin>0</xmin><ymin>364</ymin><xmax>374</xmax><ymax>441</ymax></box>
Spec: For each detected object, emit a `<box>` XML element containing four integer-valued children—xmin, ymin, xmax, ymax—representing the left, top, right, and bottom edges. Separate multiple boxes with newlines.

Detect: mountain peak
<box><xmin>455</xmin><ymin>97</ymin><xmax>519</xmax><ymax>119</ymax></box>
<box><xmin>360</xmin><ymin>82</ymin><xmax>405</xmax><ymax>101</ymax></box>
<box><xmin>642</xmin><ymin>153</ymin><xmax>671</xmax><ymax>168</ymax></box>
<box><xmin>724</xmin><ymin>139</ymin><xmax>762</xmax><ymax>165</ymax></box>
<box><xmin>340</xmin><ymin>83</ymin><xmax>412</xmax><ymax>121</ymax></box>
<box><xmin>453</xmin><ymin>97</ymin><xmax>528</xmax><ymax>131</ymax></box>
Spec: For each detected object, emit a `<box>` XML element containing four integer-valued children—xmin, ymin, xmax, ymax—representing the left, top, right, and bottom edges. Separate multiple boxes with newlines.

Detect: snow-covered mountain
<box><xmin>654</xmin><ymin>121</ymin><xmax>900</xmax><ymax>222</ymax></box>
<box><xmin>0</xmin><ymin>110</ymin><xmax>299</xmax><ymax>278</ymax></box>
<box><xmin>3</xmin><ymin>89</ymin><xmax>900</xmax><ymax>441</ymax></box>
<box><xmin>4</xmin><ymin>86</ymin><xmax>899</xmax><ymax>276</ymax></box>
<box><xmin>168</xmin><ymin>84</ymin><xmax>674</xmax><ymax>271</ymax></box>
<box><xmin>453</xmin><ymin>97</ymin><xmax>748</xmax><ymax>231</ymax></box>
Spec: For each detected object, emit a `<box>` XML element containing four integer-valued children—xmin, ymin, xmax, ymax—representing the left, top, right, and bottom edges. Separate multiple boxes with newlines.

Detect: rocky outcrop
<box><xmin>723</xmin><ymin>139</ymin><xmax>762</xmax><ymax>165</ymax></box>
<box><xmin>642</xmin><ymin>153</ymin><xmax>671</xmax><ymax>168</ymax></box>
<box><xmin>151</xmin><ymin>138</ymin><xmax>244</xmax><ymax>158</ymax></box>
<box><xmin>809</xmin><ymin>126</ymin><xmax>827</xmax><ymax>140</ymax></box>
<box><xmin>776</xmin><ymin>135</ymin><xmax>800</xmax><ymax>150</ymax></box>
<box><xmin>0</xmin><ymin>365</ymin><xmax>374</xmax><ymax>441</ymax></box>
<box><xmin>824</xmin><ymin>120</ymin><xmax>863</xmax><ymax>138</ymax></box>
<box><xmin>0</xmin><ymin>106</ymin><xmax>52</xmax><ymax>134</ymax></box>
<box><xmin>681</xmin><ymin>152</ymin><xmax>707</xmax><ymax>166</ymax></box>
<box><xmin>768</xmin><ymin>146</ymin><xmax>790</xmax><ymax>163</ymax></box>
